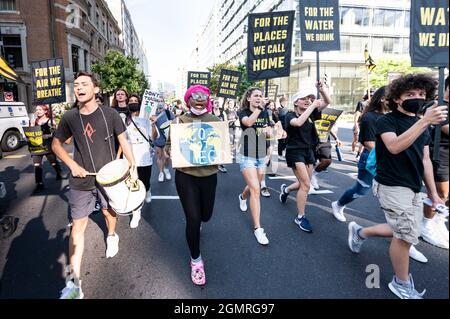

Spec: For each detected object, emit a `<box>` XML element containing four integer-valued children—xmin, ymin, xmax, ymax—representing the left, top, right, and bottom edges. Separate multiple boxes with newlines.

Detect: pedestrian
<box><xmin>154</xmin><ymin>101</ymin><xmax>175</xmax><ymax>182</ymax></box>
<box><xmin>347</xmin><ymin>74</ymin><xmax>447</xmax><ymax>299</ymax></box>
<box><xmin>277</xmin><ymin>97</ymin><xmax>289</xmax><ymax>161</ymax></box>
<box><xmin>225</xmin><ymin>99</ymin><xmax>239</xmax><ymax>158</ymax></box>
<box><xmin>124</xmin><ymin>94</ymin><xmax>155</xmax><ymax>228</ymax></box>
<box><xmin>237</xmin><ymin>87</ymin><xmax>272</xmax><ymax>245</ymax></box>
<box><xmin>112</xmin><ymin>88</ymin><xmax>129</xmax><ymax>116</ymax></box>
<box><xmin>212</xmin><ymin>98</ymin><xmax>228</xmax><ymax>173</ymax></box>
<box><xmin>52</xmin><ymin>71</ymin><xmax>138</xmax><ymax>299</ymax></box>
<box><xmin>278</xmin><ymin>81</ymin><xmax>331</xmax><ymax>233</ymax></box>
<box><xmin>169</xmin><ymin>85</ymin><xmax>221</xmax><ymax>286</ymax></box>
<box><xmin>30</xmin><ymin>104</ymin><xmax>63</xmax><ymax>193</ymax></box>
<box><xmin>421</xmin><ymin>75</ymin><xmax>449</xmax><ymax>249</ymax></box>
<box><xmin>353</xmin><ymin>93</ymin><xmax>368</xmax><ymax>157</ymax></box>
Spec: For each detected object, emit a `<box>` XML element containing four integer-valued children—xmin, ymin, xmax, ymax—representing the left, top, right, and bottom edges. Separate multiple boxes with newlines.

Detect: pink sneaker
<box><xmin>190</xmin><ymin>260</ymin><xmax>206</xmax><ymax>286</ymax></box>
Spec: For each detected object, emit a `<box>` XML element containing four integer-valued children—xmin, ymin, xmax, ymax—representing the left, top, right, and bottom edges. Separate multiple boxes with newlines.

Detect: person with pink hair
<box><xmin>169</xmin><ymin>85</ymin><xmax>220</xmax><ymax>286</ymax></box>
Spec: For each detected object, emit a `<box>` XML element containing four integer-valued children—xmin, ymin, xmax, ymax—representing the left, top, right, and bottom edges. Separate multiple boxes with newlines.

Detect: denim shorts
<box><xmin>238</xmin><ymin>155</ymin><xmax>266</xmax><ymax>172</ymax></box>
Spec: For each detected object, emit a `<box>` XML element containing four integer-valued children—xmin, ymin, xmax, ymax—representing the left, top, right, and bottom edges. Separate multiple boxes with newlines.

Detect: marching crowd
<box><xmin>23</xmin><ymin>71</ymin><xmax>448</xmax><ymax>299</ymax></box>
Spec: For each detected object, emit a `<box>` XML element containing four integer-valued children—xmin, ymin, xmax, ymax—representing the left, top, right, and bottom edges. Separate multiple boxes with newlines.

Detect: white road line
<box><xmin>268</xmin><ymin>176</ymin><xmax>297</xmax><ymax>180</ymax></box>
<box><xmin>151</xmin><ymin>196</ymin><xmax>180</xmax><ymax>200</ymax></box>
<box><xmin>3</xmin><ymin>155</ymin><xmax>27</xmax><ymax>159</ymax></box>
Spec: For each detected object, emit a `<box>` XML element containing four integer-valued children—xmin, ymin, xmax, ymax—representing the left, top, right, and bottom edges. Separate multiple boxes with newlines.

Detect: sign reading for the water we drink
<box><xmin>410</xmin><ymin>0</ymin><xmax>449</xmax><ymax>67</ymax></box>
<box><xmin>247</xmin><ymin>11</ymin><xmax>295</xmax><ymax>81</ymax></box>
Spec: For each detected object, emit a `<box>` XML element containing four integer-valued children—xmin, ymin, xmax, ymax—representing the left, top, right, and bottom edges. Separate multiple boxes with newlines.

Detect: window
<box><xmin>341</xmin><ymin>7</ymin><xmax>370</xmax><ymax>27</ymax></box>
<box><xmin>374</xmin><ymin>9</ymin><xmax>404</xmax><ymax>29</ymax></box>
<box><xmin>72</xmin><ymin>45</ymin><xmax>79</xmax><ymax>73</ymax></box>
<box><xmin>340</xmin><ymin>35</ymin><xmax>350</xmax><ymax>52</ymax></box>
<box><xmin>383</xmin><ymin>38</ymin><xmax>394</xmax><ymax>53</ymax></box>
<box><xmin>88</xmin><ymin>2</ymin><xmax>92</xmax><ymax>18</ymax></box>
<box><xmin>0</xmin><ymin>0</ymin><xmax>16</xmax><ymax>11</ymax></box>
<box><xmin>2</xmin><ymin>35</ymin><xmax>23</xmax><ymax>68</ymax></box>
<box><xmin>84</xmin><ymin>49</ymin><xmax>89</xmax><ymax>71</ymax></box>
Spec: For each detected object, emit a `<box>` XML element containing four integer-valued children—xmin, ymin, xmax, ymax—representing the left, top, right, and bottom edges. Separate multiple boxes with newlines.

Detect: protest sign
<box><xmin>315</xmin><ymin>108</ymin><xmax>343</xmax><ymax>143</ymax></box>
<box><xmin>23</xmin><ymin>126</ymin><xmax>51</xmax><ymax>155</ymax></box>
<box><xmin>188</xmin><ymin>71</ymin><xmax>211</xmax><ymax>88</ymax></box>
<box><xmin>32</xmin><ymin>58</ymin><xmax>66</xmax><ymax>105</ymax></box>
<box><xmin>139</xmin><ymin>90</ymin><xmax>161</xmax><ymax>119</ymax></box>
<box><xmin>217</xmin><ymin>69</ymin><xmax>242</xmax><ymax>99</ymax></box>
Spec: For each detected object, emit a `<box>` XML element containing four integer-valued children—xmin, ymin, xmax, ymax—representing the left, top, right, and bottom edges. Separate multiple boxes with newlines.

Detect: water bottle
<box><xmin>336</xmin><ymin>145</ymin><xmax>343</xmax><ymax>161</ymax></box>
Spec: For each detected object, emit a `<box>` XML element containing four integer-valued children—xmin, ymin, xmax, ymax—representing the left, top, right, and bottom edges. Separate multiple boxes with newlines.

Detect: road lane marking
<box><xmin>151</xmin><ymin>196</ymin><xmax>180</xmax><ymax>200</ymax></box>
<box><xmin>3</xmin><ymin>155</ymin><xmax>27</xmax><ymax>159</ymax></box>
<box><xmin>268</xmin><ymin>176</ymin><xmax>297</xmax><ymax>180</ymax></box>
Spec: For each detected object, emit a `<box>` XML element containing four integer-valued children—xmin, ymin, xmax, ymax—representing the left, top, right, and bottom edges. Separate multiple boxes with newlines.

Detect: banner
<box><xmin>217</xmin><ymin>69</ymin><xmax>242</xmax><ymax>99</ymax></box>
<box><xmin>170</xmin><ymin>121</ymin><xmax>232</xmax><ymax>168</ymax></box>
<box><xmin>187</xmin><ymin>71</ymin><xmax>211</xmax><ymax>88</ymax></box>
<box><xmin>315</xmin><ymin>108</ymin><xmax>343</xmax><ymax>142</ymax></box>
<box><xmin>23</xmin><ymin>126</ymin><xmax>51</xmax><ymax>155</ymax></box>
<box><xmin>31</xmin><ymin>58</ymin><xmax>66</xmax><ymax>105</ymax></box>
<box><xmin>139</xmin><ymin>89</ymin><xmax>161</xmax><ymax>119</ymax></box>
<box><xmin>247</xmin><ymin>10</ymin><xmax>295</xmax><ymax>81</ymax></box>
<box><xmin>410</xmin><ymin>0</ymin><xmax>449</xmax><ymax>67</ymax></box>
<box><xmin>299</xmin><ymin>0</ymin><xmax>341</xmax><ymax>52</ymax></box>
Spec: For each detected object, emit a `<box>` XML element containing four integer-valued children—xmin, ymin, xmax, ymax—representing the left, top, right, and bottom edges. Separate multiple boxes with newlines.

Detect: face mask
<box><xmin>191</xmin><ymin>107</ymin><xmax>208</xmax><ymax>116</ymax></box>
<box><xmin>401</xmin><ymin>98</ymin><xmax>425</xmax><ymax>114</ymax></box>
<box><xmin>128</xmin><ymin>103</ymin><xmax>140</xmax><ymax>113</ymax></box>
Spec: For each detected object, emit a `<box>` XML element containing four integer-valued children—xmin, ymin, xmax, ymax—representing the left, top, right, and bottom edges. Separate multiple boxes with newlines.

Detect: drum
<box><xmin>96</xmin><ymin>159</ymin><xmax>145</xmax><ymax>215</ymax></box>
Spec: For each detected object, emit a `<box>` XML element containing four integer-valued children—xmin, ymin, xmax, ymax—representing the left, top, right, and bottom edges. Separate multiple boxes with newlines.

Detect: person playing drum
<box><xmin>52</xmin><ymin>71</ymin><xmax>137</xmax><ymax>299</ymax></box>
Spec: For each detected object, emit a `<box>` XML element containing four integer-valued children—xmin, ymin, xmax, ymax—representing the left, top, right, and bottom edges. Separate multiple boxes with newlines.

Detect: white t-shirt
<box><xmin>126</xmin><ymin>116</ymin><xmax>153</xmax><ymax>167</ymax></box>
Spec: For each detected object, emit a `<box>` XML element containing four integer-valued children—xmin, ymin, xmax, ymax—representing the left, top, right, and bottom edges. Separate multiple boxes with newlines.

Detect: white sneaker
<box><xmin>145</xmin><ymin>190</ymin><xmax>152</xmax><ymax>203</ymax></box>
<box><xmin>434</xmin><ymin>215</ymin><xmax>449</xmax><ymax>244</ymax></box>
<box><xmin>254</xmin><ymin>228</ymin><xmax>269</xmax><ymax>245</ymax></box>
<box><xmin>130</xmin><ymin>210</ymin><xmax>141</xmax><ymax>229</ymax></box>
<box><xmin>421</xmin><ymin>219</ymin><xmax>449</xmax><ymax>250</ymax></box>
<box><xmin>310</xmin><ymin>172</ymin><xmax>319</xmax><ymax>190</ymax></box>
<box><xmin>308</xmin><ymin>185</ymin><xmax>317</xmax><ymax>195</ymax></box>
<box><xmin>158</xmin><ymin>172</ymin><xmax>164</xmax><ymax>182</ymax></box>
<box><xmin>164</xmin><ymin>169</ymin><xmax>172</xmax><ymax>181</ymax></box>
<box><xmin>106</xmin><ymin>233</ymin><xmax>119</xmax><ymax>258</ymax></box>
<box><xmin>331</xmin><ymin>201</ymin><xmax>346</xmax><ymax>222</ymax></box>
<box><xmin>239</xmin><ymin>194</ymin><xmax>247</xmax><ymax>212</ymax></box>
<box><xmin>409</xmin><ymin>245</ymin><xmax>428</xmax><ymax>263</ymax></box>
<box><xmin>59</xmin><ymin>280</ymin><xmax>84</xmax><ymax>299</ymax></box>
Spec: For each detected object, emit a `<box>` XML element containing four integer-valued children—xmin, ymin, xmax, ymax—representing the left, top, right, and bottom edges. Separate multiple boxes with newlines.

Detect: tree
<box><xmin>92</xmin><ymin>50</ymin><xmax>148</xmax><ymax>95</ymax></box>
<box><xmin>207</xmin><ymin>61</ymin><xmax>263</xmax><ymax>100</ymax></box>
<box><xmin>365</xmin><ymin>58</ymin><xmax>432</xmax><ymax>89</ymax></box>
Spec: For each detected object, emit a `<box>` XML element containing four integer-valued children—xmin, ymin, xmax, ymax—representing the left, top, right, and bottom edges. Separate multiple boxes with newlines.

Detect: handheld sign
<box><xmin>266</xmin><ymin>84</ymin><xmax>279</xmax><ymax>102</ymax></box>
<box><xmin>247</xmin><ymin>11</ymin><xmax>295</xmax><ymax>81</ymax></box>
<box><xmin>187</xmin><ymin>71</ymin><xmax>211</xmax><ymax>88</ymax></box>
<box><xmin>170</xmin><ymin>121</ymin><xmax>232</xmax><ymax>168</ymax></box>
<box><xmin>217</xmin><ymin>69</ymin><xmax>242</xmax><ymax>99</ymax></box>
<box><xmin>23</xmin><ymin>126</ymin><xmax>51</xmax><ymax>155</ymax></box>
<box><xmin>139</xmin><ymin>90</ymin><xmax>161</xmax><ymax>119</ymax></box>
<box><xmin>31</xmin><ymin>58</ymin><xmax>66</xmax><ymax>105</ymax></box>
<box><xmin>410</xmin><ymin>0</ymin><xmax>449</xmax><ymax>67</ymax></box>
<box><xmin>314</xmin><ymin>108</ymin><xmax>343</xmax><ymax>143</ymax></box>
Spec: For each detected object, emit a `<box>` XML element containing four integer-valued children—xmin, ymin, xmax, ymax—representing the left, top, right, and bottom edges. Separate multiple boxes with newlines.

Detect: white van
<box><xmin>0</xmin><ymin>102</ymin><xmax>30</xmax><ymax>152</ymax></box>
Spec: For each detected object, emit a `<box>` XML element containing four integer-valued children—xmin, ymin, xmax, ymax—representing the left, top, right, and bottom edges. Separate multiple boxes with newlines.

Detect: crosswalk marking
<box><xmin>151</xmin><ymin>196</ymin><xmax>180</xmax><ymax>200</ymax></box>
<box><xmin>3</xmin><ymin>155</ymin><xmax>27</xmax><ymax>159</ymax></box>
<box><xmin>268</xmin><ymin>176</ymin><xmax>297</xmax><ymax>180</ymax></box>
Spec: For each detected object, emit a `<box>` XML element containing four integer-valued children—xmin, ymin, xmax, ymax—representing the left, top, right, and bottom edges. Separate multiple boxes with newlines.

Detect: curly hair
<box><xmin>240</xmin><ymin>87</ymin><xmax>263</xmax><ymax>110</ymax></box>
<box><xmin>386</xmin><ymin>74</ymin><xmax>437</xmax><ymax>110</ymax></box>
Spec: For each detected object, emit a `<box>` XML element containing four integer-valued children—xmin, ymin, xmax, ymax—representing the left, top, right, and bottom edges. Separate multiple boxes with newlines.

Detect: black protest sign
<box><xmin>410</xmin><ymin>0</ymin><xmax>449</xmax><ymax>67</ymax></box>
<box><xmin>23</xmin><ymin>126</ymin><xmax>51</xmax><ymax>155</ymax></box>
<box><xmin>266</xmin><ymin>84</ymin><xmax>279</xmax><ymax>101</ymax></box>
<box><xmin>217</xmin><ymin>69</ymin><xmax>242</xmax><ymax>99</ymax></box>
<box><xmin>315</xmin><ymin>108</ymin><xmax>343</xmax><ymax>142</ymax></box>
<box><xmin>188</xmin><ymin>71</ymin><xmax>211</xmax><ymax>88</ymax></box>
<box><xmin>32</xmin><ymin>58</ymin><xmax>66</xmax><ymax>105</ymax></box>
<box><xmin>299</xmin><ymin>0</ymin><xmax>341</xmax><ymax>52</ymax></box>
<box><xmin>247</xmin><ymin>11</ymin><xmax>295</xmax><ymax>81</ymax></box>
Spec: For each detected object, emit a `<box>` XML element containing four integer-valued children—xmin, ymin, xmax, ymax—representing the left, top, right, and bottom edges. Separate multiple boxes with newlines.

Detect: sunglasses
<box><xmin>191</xmin><ymin>92</ymin><xmax>208</xmax><ymax>101</ymax></box>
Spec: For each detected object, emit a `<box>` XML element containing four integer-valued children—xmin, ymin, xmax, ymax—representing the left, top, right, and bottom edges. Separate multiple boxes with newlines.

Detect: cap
<box><xmin>292</xmin><ymin>87</ymin><xmax>317</xmax><ymax>104</ymax></box>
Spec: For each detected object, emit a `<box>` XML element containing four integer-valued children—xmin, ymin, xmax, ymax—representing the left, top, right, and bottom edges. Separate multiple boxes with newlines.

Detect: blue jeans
<box><xmin>338</xmin><ymin>149</ymin><xmax>374</xmax><ymax>207</ymax></box>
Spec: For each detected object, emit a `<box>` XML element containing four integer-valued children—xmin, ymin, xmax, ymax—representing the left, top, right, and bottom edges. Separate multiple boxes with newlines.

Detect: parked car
<box><xmin>0</xmin><ymin>102</ymin><xmax>30</xmax><ymax>152</ymax></box>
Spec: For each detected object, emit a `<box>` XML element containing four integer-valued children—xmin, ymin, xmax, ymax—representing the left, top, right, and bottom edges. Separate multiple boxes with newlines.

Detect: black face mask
<box><xmin>401</xmin><ymin>98</ymin><xmax>425</xmax><ymax>114</ymax></box>
<box><xmin>128</xmin><ymin>103</ymin><xmax>140</xmax><ymax>113</ymax></box>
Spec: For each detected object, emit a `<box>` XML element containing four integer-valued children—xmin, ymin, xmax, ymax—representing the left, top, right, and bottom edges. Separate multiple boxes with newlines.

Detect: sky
<box><xmin>125</xmin><ymin>0</ymin><xmax>214</xmax><ymax>88</ymax></box>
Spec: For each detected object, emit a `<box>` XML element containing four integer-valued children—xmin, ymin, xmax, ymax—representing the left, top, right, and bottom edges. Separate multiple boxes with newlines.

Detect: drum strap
<box><xmin>78</xmin><ymin>107</ymin><xmax>114</xmax><ymax>173</ymax></box>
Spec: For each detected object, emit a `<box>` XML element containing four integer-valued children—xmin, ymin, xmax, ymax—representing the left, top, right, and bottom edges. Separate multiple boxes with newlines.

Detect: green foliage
<box><xmin>91</xmin><ymin>50</ymin><xmax>149</xmax><ymax>95</ymax></box>
<box><xmin>365</xmin><ymin>58</ymin><xmax>433</xmax><ymax>89</ymax></box>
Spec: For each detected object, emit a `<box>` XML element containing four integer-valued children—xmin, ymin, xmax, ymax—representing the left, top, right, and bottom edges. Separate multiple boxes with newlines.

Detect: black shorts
<box><xmin>432</xmin><ymin>146</ymin><xmax>449</xmax><ymax>182</ymax></box>
<box><xmin>69</xmin><ymin>188</ymin><xmax>109</xmax><ymax>220</ymax></box>
<box><xmin>286</xmin><ymin>148</ymin><xmax>316</xmax><ymax>168</ymax></box>
<box><xmin>315</xmin><ymin>142</ymin><xmax>332</xmax><ymax>160</ymax></box>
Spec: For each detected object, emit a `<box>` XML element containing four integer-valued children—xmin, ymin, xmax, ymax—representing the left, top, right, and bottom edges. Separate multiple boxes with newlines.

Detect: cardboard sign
<box><xmin>410</xmin><ymin>0</ymin><xmax>449</xmax><ymax>67</ymax></box>
<box><xmin>299</xmin><ymin>0</ymin><xmax>341</xmax><ymax>52</ymax></box>
<box><xmin>187</xmin><ymin>71</ymin><xmax>211</xmax><ymax>88</ymax></box>
<box><xmin>170</xmin><ymin>121</ymin><xmax>232</xmax><ymax>168</ymax></box>
<box><xmin>31</xmin><ymin>58</ymin><xmax>66</xmax><ymax>105</ymax></box>
<box><xmin>247</xmin><ymin>11</ymin><xmax>295</xmax><ymax>81</ymax></box>
<box><xmin>139</xmin><ymin>90</ymin><xmax>161</xmax><ymax>119</ymax></box>
<box><xmin>315</xmin><ymin>108</ymin><xmax>343</xmax><ymax>143</ymax></box>
<box><xmin>23</xmin><ymin>126</ymin><xmax>51</xmax><ymax>155</ymax></box>
<box><xmin>217</xmin><ymin>69</ymin><xmax>242</xmax><ymax>99</ymax></box>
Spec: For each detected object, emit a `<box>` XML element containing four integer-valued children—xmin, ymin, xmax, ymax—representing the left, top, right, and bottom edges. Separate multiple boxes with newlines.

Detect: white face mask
<box><xmin>190</xmin><ymin>107</ymin><xmax>208</xmax><ymax>116</ymax></box>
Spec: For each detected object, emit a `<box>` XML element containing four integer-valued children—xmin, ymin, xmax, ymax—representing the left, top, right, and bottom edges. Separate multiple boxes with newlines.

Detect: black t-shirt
<box><xmin>359</xmin><ymin>111</ymin><xmax>384</xmax><ymax>144</ymax></box>
<box><xmin>238</xmin><ymin>108</ymin><xmax>270</xmax><ymax>159</ymax></box>
<box><xmin>430</xmin><ymin>101</ymin><xmax>449</xmax><ymax>148</ymax></box>
<box><xmin>285</xmin><ymin>109</ymin><xmax>322</xmax><ymax>150</ymax></box>
<box><xmin>375</xmin><ymin>110</ymin><xmax>431</xmax><ymax>193</ymax></box>
<box><xmin>55</xmin><ymin>106</ymin><xmax>126</xmax><ymax>191</ymax></box>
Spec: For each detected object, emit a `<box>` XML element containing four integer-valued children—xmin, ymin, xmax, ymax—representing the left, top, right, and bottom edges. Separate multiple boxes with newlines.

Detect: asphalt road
<box><xmin>0</xmin><ymin>127</ymin><xmax>448</xmax><ymax>299</ymax></box>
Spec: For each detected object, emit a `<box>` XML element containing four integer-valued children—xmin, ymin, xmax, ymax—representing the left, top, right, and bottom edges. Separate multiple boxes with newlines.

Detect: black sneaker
<box><xmin>279</xmin><ymin>184</ymin><xmax>288</xmax><ymax>204</ymax></box>
<box><xmin>33</xmin><ymin>183</ymin><xmax>45</xmax><ymax>193</ymax></box>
